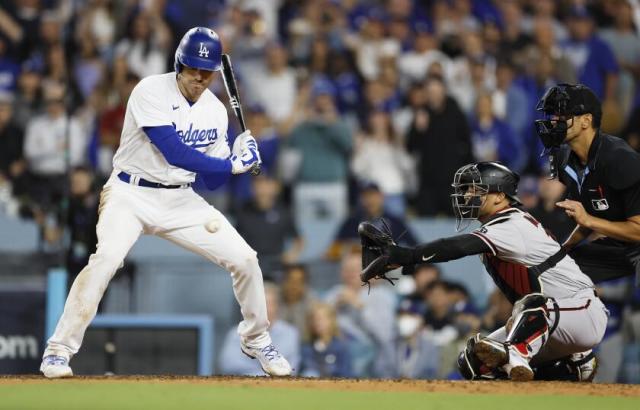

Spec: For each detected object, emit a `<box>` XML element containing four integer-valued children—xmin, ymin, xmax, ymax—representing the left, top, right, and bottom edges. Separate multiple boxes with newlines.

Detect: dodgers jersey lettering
<box><xmin>112</xmin><ymin>72</ymin><xmax>230</xmax><ymax>185</ymax></box>
<box><xmin>471</xmin><ymin>208</ymin><xmax>594</xmax><ymax>302</ymax></box>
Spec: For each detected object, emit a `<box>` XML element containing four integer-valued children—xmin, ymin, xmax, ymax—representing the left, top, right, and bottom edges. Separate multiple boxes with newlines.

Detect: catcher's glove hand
<box><xmin>358</xmin><ymin>218</ymin><xmax>400</xmax><ymax>287</ymax></box>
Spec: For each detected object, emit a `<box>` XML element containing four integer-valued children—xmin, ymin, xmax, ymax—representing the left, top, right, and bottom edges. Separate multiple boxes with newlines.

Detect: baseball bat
<box><xmin>221</xmin><ymin>53</ymin><xmax>260</xmax><ymax>176</ymax></box>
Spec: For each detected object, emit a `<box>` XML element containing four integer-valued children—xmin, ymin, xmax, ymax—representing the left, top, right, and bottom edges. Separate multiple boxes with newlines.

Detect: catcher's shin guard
<box><xmin>506</xmin><ymin>293</ymin><xmax>554</xmax><ymax>358</ymax></box>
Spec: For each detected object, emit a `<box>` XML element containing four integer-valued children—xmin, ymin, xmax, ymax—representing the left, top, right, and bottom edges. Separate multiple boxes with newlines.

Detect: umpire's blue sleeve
<box><xmin>143</xmin><ymin>126</ymin><xmax>232</xmax><ymax>175</ymax></box>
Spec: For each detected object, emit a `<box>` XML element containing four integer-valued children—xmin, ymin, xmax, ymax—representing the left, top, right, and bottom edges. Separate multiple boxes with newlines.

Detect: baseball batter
<box><xmin>40</xmin><ymin>27</ymin><xmax>292</xmax><ymax>378</ymax></box>
<box><xmin>360</xmin><ymin>162</ymin><xmax>608</xmax><ymax>381</ymax></box>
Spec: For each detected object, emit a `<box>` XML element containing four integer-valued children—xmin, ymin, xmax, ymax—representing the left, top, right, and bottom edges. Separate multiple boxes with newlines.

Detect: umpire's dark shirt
<box><xmin>557</xmin><ymin>131</ymin><xmax>640</xmax><ymax>246</ymax></box>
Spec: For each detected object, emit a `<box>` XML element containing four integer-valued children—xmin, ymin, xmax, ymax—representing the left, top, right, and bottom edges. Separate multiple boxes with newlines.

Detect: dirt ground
<box><xmin>1</xmin><ymin>375</ymin><xmax>639</xmax><ymax>397</ymax></box>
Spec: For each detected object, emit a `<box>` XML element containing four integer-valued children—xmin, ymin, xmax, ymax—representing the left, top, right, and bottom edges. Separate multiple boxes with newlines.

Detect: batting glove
<box><xmin>230</xmin><ymin>142</ymin><xmax>261</xmax><ymax>174</ymax></box>
<box><xmin>232</xmin><ymin>130</ymin><xmax>253</xmax><ymax>158</ymax></box>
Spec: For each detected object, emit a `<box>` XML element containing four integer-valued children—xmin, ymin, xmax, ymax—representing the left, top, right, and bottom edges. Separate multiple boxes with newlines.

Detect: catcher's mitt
<box><xmin>358</xmin><ymin>218</ymin><xmax>400</xmax><ymax>287</ymax></box>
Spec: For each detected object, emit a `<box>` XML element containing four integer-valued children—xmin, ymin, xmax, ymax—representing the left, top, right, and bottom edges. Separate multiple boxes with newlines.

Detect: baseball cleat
<box><xmin>571</xmin><ymin>350</ymin><xmax>598</xmax><ymax>382</ymax></box>
<box><xmin>509</xmin><ymin>364</ymin><xmax>534</xmax><ymax>382</ymax></box>
<box><xmin>241</xmin><ymin>343</ymin><xmax>292</xmax><ymax>376</ymax></box>
<box><xmin>40</xmin><ymin>355</ymin><xmax>73</xmax><ymax>379</ymax></box>
<box><xmin>473</xmin><ymin>338</ymin><xmax>509</xmax><ymax>368</ymax></box>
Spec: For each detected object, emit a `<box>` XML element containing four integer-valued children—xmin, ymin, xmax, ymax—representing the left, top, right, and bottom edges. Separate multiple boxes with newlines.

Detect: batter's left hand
<box><xmin>232</xmin><ymin>130</ymin><xmax>253</xmax><ymax>157</ymax></box>
<box><xmin>556</xmin><ymin>199</ymin><xmax>592</xmax><ymax>227</ymax></box>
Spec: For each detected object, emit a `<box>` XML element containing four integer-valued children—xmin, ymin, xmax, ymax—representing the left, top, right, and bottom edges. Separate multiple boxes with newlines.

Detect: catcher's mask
<box><xmin>534</xmin><ymin>83</ymin><xmax>601</xmax><ymax>151</ymax></box>
<box><xmin>451</xmin><ymin>162</ymin><xmax>522</xmax><ymax>231</ymax></box>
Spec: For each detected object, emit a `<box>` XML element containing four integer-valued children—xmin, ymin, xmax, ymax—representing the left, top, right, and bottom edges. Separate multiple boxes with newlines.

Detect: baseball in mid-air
<box><xmin>205</xmin><ymin>217</ymin><xmax>220</xmax><ymax>233</ymax></box>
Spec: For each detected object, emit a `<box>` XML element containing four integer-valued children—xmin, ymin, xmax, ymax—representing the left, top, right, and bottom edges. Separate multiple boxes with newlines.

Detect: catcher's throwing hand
<box><xmin>556</xmin><ymin>200</ymin><xmax>592</xmax><ymax>227</ymax></box>
<box><xmin>358</xmin><ymin>219</ymin><xmax>401</xmax><ymax>286</ymax></box>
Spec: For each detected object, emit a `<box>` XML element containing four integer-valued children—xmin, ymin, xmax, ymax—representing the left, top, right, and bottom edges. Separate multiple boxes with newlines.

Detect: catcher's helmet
<box><xmin>534</xmin><ymin>83</ymin><xmax>601</xmax><ymax>149</ymax></box>
<box><xmin>174</xmin><ymin>27</ymin><xmax>222</xmax><ymax>73</ymax></box>
<box><xmin>451</xmin><ymin>162</ymin><xmax>522</xmax><ymax>231</ymax></box>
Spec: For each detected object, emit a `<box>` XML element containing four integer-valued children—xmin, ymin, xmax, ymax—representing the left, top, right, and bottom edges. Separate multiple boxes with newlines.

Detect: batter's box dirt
<box><xmin>1</xmin><ymin>375</ymin><xmax>638</xmax><ymax>397</ymax></box>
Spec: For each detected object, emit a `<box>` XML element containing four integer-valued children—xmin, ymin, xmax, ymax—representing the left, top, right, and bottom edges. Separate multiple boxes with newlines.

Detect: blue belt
<box><xmin>117</xmin><ymin>172</ymin><xmax>191</xmax><ymax>189</ymax></box>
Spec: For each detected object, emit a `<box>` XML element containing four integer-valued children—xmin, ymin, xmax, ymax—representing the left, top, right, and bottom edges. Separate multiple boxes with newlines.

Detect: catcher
<box><xmin>359</xmin><ymin>161</ymin><xmax>608</xmax><ymax>381</ymax></box>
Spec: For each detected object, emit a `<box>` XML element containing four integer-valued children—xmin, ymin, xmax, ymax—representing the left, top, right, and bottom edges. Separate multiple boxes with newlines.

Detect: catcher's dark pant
<box><xmin>570</xmin><ymin>239</ymin><xmax>640</xmax><ymax>285</ymax></box>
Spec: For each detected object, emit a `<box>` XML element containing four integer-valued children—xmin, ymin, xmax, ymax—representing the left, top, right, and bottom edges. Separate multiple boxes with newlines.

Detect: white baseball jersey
<box><xmin>471</xmin><ymin>208</ymin><xmax>595</xmax><ymax>302</ymax></box>
<box><xmin>112</xmin><ymin>72</ymin><xmax>230</xmax><ymax>185</ymax></box>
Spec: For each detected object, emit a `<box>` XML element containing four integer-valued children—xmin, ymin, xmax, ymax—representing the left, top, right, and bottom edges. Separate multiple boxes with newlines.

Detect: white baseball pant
<box><xmin>44</xmin><ymin>173</ymin><xmax>272</xmax><ymax>359</ymax></box>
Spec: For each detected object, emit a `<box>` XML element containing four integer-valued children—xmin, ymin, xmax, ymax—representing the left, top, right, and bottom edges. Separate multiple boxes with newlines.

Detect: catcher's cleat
<box><xmin>571</xmin><ymin>350</ymin><xmax>598</xmax><ymax>382</ymax></box>
<box><xmin>510</xmin><ymin>364</ymin><xmax>535</xmax><ymax>382</ymax></box>
<box><xmin>241</xmin><ymin>343</ymin><xmax>292</xmax><ymax>376</ymax></box>
<box><xmin>40</xmin><ymin>355</ymin><xmax>73</xmax><ymax>379</ymax></box>
<box><xmin>474</xmin><ymin>339</ymin><xmax>534</xmax><ymax>382</ymax></box>
<box><xmin>473</xmin><ymin>338</ymin><xmax>509</xmax><ymax>368</ymax></box>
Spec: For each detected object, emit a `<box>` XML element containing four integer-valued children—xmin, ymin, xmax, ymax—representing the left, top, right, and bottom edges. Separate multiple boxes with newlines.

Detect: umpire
<box><xmin>535</xmin><ymin>83</ymin><xmax>640</xmax><ymax>284</ymax></box>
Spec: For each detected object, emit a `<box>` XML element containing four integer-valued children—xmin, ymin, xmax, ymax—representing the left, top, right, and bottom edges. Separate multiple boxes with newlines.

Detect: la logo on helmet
<box><xmin>198</xmin><ymin>43</ymin><xmax>209</xmax><ymax>58</ymax></box>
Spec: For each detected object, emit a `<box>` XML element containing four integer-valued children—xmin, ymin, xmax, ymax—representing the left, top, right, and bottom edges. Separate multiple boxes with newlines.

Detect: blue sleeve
<box><xmin>195</xmin><ymin>172</ymin><xmax>230</xmax><ymax>191</ymax></box>
<box><xmin>143</xmin><ymin>126</ymin><xmax>232</xmax><ymax>175</ymax></box>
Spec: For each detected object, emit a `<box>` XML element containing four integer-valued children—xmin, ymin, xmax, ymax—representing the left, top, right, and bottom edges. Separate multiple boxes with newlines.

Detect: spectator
<box><xmin>235</xmin><ymin>173</ymin><xmax>304</xmax><ymax>277</ymax></box>
<box><xmin>23</xmin><ymin>81</ymin><xmax>87</xmax><ymax>213</ymax></box>
<box><xmin>219</xmin><ymin>282</ymin><xmax>301</xmax><ymax>376</ymax></box>
<box><xmin>347</xmin><ymin>10</ymin><xmax>400</xmax><ymax>81</ymax></box>
<box><xmin>74</xmin><ymin>0</ymin><xmax>117</xmax><ymax>57</ymax></box>
<box><xmin>622</xmin><ymin>104</ymin><xmax>640</xmax><ymax>151</ymax></box>
<box><xmin>393</xmin><ymin>298</ymin><xmax>439</xmax><ymax>379</ymax></box>
<box><xmin>0</xmin><ymin>37</ymin><xmax>20</xmax><ymax>92</ymax></box>
<box><xmin>446</xmin><ymin>31</ymin><xmax>495</xmax><ymax>115</ymax></box>
<box><xmin>279</xmin><ymin>264</ymin><xmax>318</xmax><ymax>342</ymax></box>
<box><xmin>469</xmin><ymin>92</ymin><xmax>523</xmax><ymax>171</ymax></box>
<box><xmin>528</xmin><ymin>177</ymin><xmax>575</xmax><ymax>243</ymax></box>
<box><xmin>407</xmin><ymin>76</ymin><xmax>472</xmax><ymax>216</ymax></box>
<box><xmin>397</xmin><ymin>29</ymin><xmax>450</xmax><ymax>87</ymax></box>
<box><xmin>287</xmin><ymin>78</ymin><xmax>352</xmax><ymax>222</ymax></box>
<box><xmin>97</xmin><ymin>72</ymin><xmax>139</xmax><ymax>177</ymax></box>
<box><xmin>403</xmin><ymin>264</ymin><xmax>442</xmax><ymax>308</ymax></box>
<box><xmin>524</xmin><ymin>18</ymin><xmax>576</xmax><ymax>85</ymax></box>
<box><xmin>599</xmin><ymin>0</ymin><xmax>640</xmax><ymax>120</ymax></box>
<box><xmin>13</xmin><ymin>58</ymin><xmax>44</xmax><ymax>131</ymax></box>
<box><xmin>422</xmin><ymin>281</ymin><xmax>457</xmax><ymax>339</ymax></box>
<box><xmin>392</xmin><ymin>81</ymin><xmax>426</xmax><ymax>139</ymax></box>
<box><xmin>351</xmin><ymin>108</ymin><xmax>416</xmax><ymax>216</ymax></box>
<box><xmin>244</xmin><ymin>43</ymin><xmax>297</xmax><ymax>126</ymax></box>
<box><xmin>492</xmin><ymin>60</ymin><xmax>531</xmax><ymax>166</ymax></box>
<box><xmin>521</xmin><ymin>0</ymin><xmax>568</xmax><ymax>42</ymax></box>
<box><xmin>73</xmin><ymin>34</ymin><xmax>107</xmax><ymax>103</ymax></box>
<box><xmin>0</xmin><ymin>0</ymin><xmax>42</xmax><ymax>61</ymax></box>
<box><xmin>227</xmin><ymin>103</ymin><xmax>281</xmax><ymax>207</ymax></box>
<box><xmin>300</xmin><ymin>302</ymin><xmax>353</xmax><ymax>378</ymax></box>
<box><xmin>560</xmin><ymin>6</ymin><xmax>619</xmax><ymax>103</ymax></box>
<box><xmin>497</xmin><ymin>0</ymin><xmax>533</xmax><ymax>64</ymax></box>
<box><xmin>66</xmin><ymin>166</ymin><xmax>98</xmax><ymax>282</ymax></box>
<box><xmin>326</xmin><ymin>182</ymin><xmax>417</xmax><ymax>261</ymax></box>
<box><xmin>114</xmin><ymin>10</ymin><xmax>170</xmax><ymax>79</ymax></box>
<box><xmin>324</xmin><ymin>250</ymin><xmax>396</xmax><ymax>377</ymax></box>
<box><xmin>0</xmin><ymin>92</ymin><xmax>27</xmax><ymax>204</ymax></box>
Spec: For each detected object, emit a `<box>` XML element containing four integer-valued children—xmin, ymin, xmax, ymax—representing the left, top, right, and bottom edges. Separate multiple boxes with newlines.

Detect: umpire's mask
<box><xmin>534</xmin><ymin>83</ymin><xmax>602</xmax><ymax>150</ymax></box>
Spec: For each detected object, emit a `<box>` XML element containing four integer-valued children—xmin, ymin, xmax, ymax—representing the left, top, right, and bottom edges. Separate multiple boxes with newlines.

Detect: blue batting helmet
<box><xmin>174</xmin><ymin>27</ymin><xmax>222</xmax><ymax>73</ymax></box>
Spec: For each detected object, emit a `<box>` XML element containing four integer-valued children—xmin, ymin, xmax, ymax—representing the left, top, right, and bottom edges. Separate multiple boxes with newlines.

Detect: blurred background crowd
<box><xmin>0</xmin><ymin>0</ymin><xmax>640</xmax><ymax>382</ymax></box>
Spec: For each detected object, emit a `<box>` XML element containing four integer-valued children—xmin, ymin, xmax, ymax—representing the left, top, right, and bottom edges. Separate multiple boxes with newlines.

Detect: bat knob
<box><xmin>250</xmin><ymin>163</ymin><xmax>261</xmax><ymax>176</ymax></box>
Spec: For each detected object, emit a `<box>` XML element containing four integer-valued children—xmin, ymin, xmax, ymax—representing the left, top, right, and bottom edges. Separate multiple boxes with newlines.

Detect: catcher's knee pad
<box><xmin>506</xmin><ymin>293</ymin><xmax>554</xmax><ymax>357</ymax></box>
<box><xmin>457</xmin><ymin>334</ymin><xmax>504</xmax><ymax>380</ymax></box>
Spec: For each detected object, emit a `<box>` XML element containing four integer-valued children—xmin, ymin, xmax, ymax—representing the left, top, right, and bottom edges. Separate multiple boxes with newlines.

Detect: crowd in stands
<box><xmin>1</xmin><ymin>0</ymin><xmax>640</xmax><ymax>382</ymax></box>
